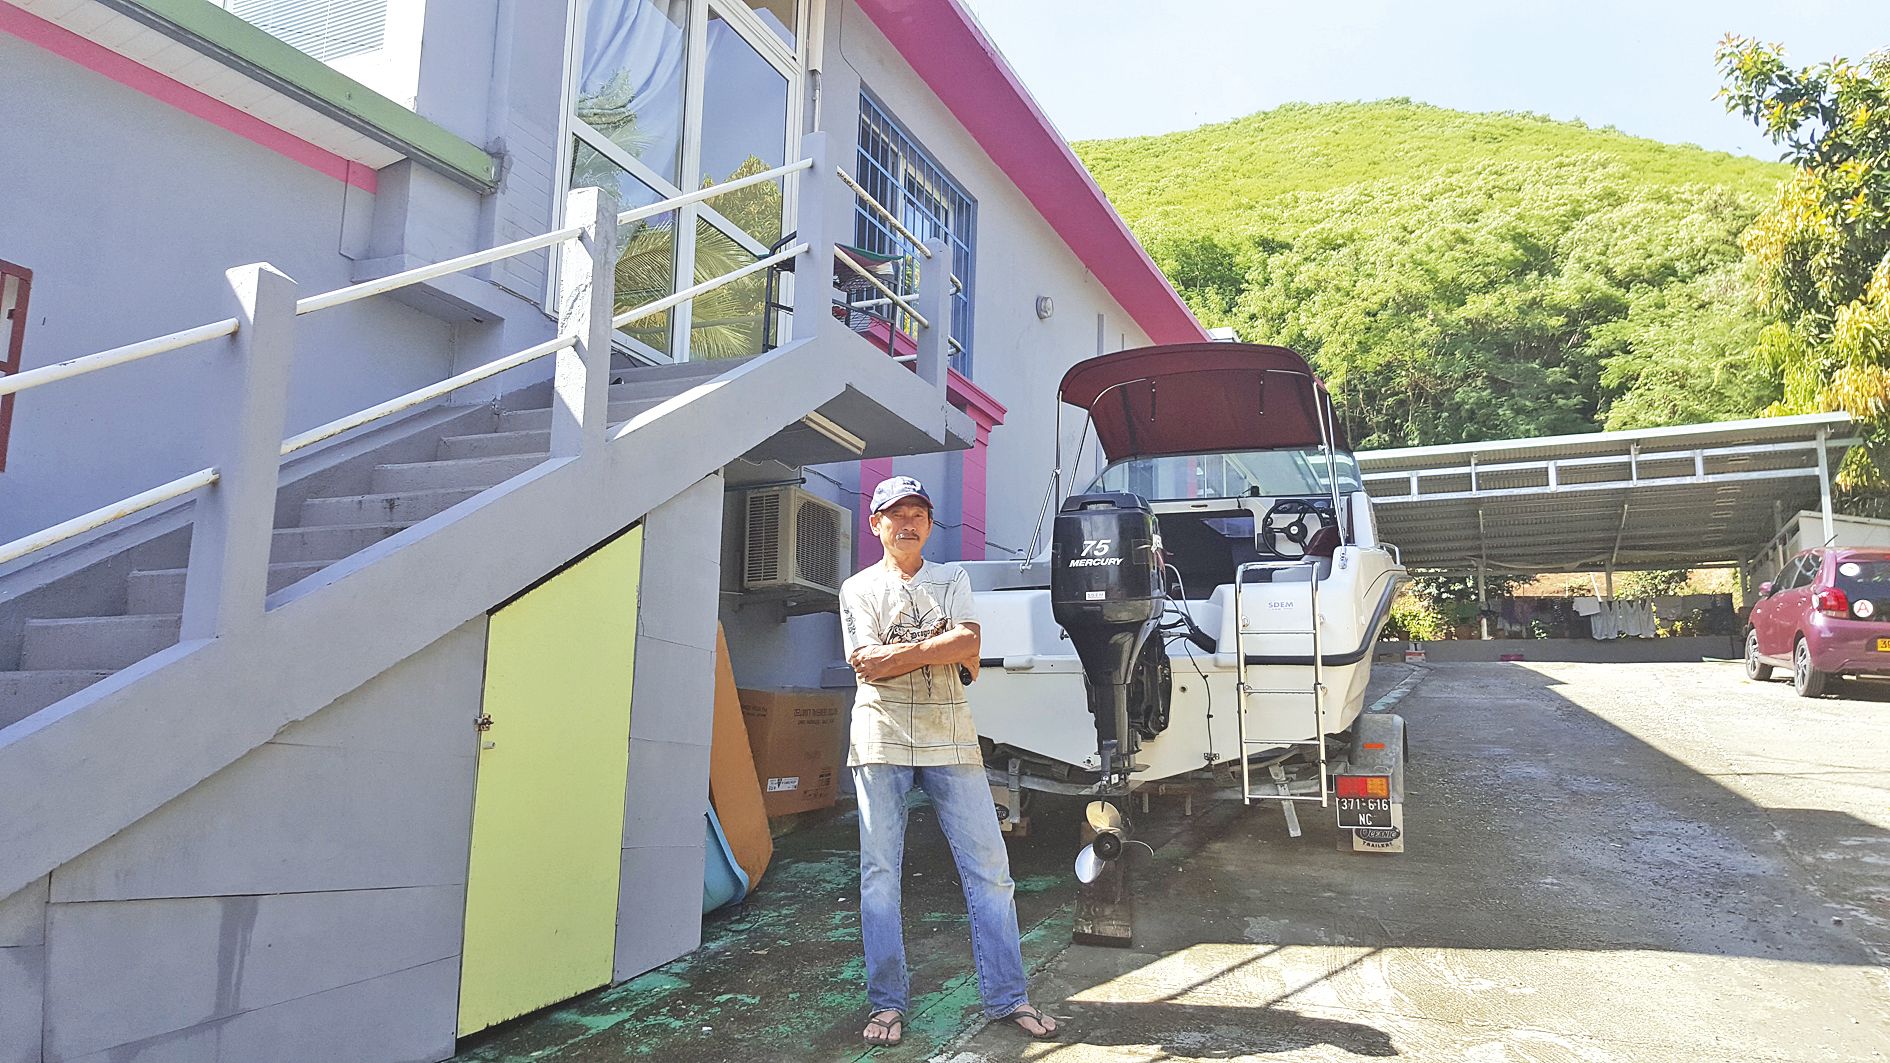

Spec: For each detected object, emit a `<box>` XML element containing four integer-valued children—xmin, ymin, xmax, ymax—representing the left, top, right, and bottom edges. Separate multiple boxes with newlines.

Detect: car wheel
<box><xmin>1744</xmin><ymin>630</ymin><xmax>1773</xmax><ymax>682</ymax></box>
<box><xmin>1793</xmin><ymin>638</ymin><xmax>1828</xmax><ymax>698</ymax></box>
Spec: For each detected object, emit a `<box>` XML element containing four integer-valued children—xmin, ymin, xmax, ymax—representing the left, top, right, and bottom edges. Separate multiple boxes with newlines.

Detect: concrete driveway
<box><xmin>457</xmin><ymin>662</ymin><xmax>1890</xmax><ymax>1062</ymax></box>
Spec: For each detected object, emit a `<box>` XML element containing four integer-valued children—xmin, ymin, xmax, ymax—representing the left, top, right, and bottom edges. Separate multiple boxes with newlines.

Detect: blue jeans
<box><xmin>854</xmin><ymin>762</ymin><xmax>1030</xmax><ymax>1019</ymax></box>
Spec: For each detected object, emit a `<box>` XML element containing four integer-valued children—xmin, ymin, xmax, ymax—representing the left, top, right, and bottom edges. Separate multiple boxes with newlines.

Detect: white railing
<box><xmin>0</xmin><ymin>131</ymin><xmax>949</xmax><ymax>637</ymax></box>
<box><xmin>835</xmin><ymin>166</ymin><xmax>964</xmax><ymax>361</ymax></box>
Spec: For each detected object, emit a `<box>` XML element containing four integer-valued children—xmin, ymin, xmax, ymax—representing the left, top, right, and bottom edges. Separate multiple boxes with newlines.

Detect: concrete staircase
<box><xmin>0</xmin><ymin>361</ymin><xmax>727</xmax><ymax>732</ymax></box>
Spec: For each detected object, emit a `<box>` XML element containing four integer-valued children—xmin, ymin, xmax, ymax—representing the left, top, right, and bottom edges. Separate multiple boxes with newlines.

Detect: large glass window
<box><xmin>854</xmin><ymin>93</ymin><xmax>976</xmax><ymax>376</ymax></box>
<box><xmin>572</xmin><ymin>140</ymin><xmax>679</xmax><ymax>355</ymax></box>
<box><xmin>700</xmin><ymin>12</ymin><xmax>789</xmax><ymax>246</ymax></box>
<box><xmin>740</xmin><ymin>0</ymin><xmax>796</xmax><ymax>46</ymax></box>
<box><xmin>564</xmin><ymin>0</ymin><xmax>799</xmax><ymax>363</ymax></box>
<box><xmin>576</xmin><ymin>0</ymin><xmax>688</xmax><ymax>185</ymax></box>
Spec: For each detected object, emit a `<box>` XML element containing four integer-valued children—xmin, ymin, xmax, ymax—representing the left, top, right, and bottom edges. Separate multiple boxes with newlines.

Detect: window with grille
<box><xmin>854</xmin><ymin>93</ymin><xmax>976</xmax><ymax>377</ymax></box>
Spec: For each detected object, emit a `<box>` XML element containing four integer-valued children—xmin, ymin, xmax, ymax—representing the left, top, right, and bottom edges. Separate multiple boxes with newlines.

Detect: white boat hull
<box><xmin>966</xmin><ymin>545</ymin><xmax>1403</xmax><ymax>785</ymax></box>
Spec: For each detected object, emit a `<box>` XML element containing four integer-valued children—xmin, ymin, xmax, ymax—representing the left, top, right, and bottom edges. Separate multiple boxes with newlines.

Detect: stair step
<box><xmin>298</xmin><ymin>488</ymin><xmax>482</xmax><ymax>528</ymax></box>
<box><xmin>498</xmin><ymin>398</ymin><xmax>653</xmax><ymax>433</ymax></box>
<box><xmin>606</xmin><ymin>357</ymin><xmax>746</xmax><ymax>396</ymax></box>
<box><xmin>370</xmin><ymin>453</ymin><xmax>543</xmax><ymax>494</ymax></box>
<box><xmin>21</xmin><ymin>615</ymin><xmax>181</xmax><ymax>672</ymax></box>
<box><xmin>126</xmin><ymin>562</ymin><xmax>329</xmax><ymax>615</ymax></box>
<box><xmin>269</xmin><ymin>523</ymin><xmax>410</xmax><ymax>565</ymax></box>
<box><xmin>436</xmin><ymin>429</ymin><xmax>551</xmax><ymax>460</ymax></box>
<box><xmin>0</xmin><ymin>670</ymin><xmax>115</xmax><ymax>729</ymax></box>
<box><xmin>606</xmin><ymin>372</ymin><xmax>721</xmax><ymax>403</ymax></box>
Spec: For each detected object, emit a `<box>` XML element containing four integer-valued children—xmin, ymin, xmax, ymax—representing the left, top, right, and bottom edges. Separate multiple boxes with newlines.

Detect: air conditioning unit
<box><xmin>742</xmin><ymin>486</ymin><xmax>852</xmax><ymax>606</ymax></box>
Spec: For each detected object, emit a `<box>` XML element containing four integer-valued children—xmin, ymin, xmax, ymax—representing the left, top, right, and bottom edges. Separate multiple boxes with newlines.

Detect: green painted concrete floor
<box><xmin>452</xmin><ymin>784</ymin><xmax>1182</xmax><ymax>1063</ymax></box>
<box><xmin>455</xmin><ymin>667</ymin><xmax>1416</xmax><ymax>1063</ymax></box>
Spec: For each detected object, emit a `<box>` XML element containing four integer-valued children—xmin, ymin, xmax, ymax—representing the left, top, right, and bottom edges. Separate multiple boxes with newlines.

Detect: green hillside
<box><xmin>1077</xmin><ymin>100</ymin><xmax>1794</xmax><ymax>449</ymax></box>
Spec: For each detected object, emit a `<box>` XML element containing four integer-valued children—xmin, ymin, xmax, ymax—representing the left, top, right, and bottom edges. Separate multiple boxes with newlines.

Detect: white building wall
<box><xmin>827</xmin><ymin>2</ymin><xmax>1155</xmax><ymax>558</ymax></box>
<box><xmin>0</xmin><ymin>36</ymin><xmax>464</xmax><ymax>542</ymax></box>
<box><xmin>720</xmin><ymin>0</ymin><xmax>1158</xmax><ymax>691</ymax></box>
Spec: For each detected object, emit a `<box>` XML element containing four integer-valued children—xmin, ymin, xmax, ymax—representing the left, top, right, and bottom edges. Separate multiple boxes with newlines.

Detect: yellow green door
<box><xmin>457</xmin><ymin>524</ymin><xmax>643</xmax><ymax>1037</ymax></box>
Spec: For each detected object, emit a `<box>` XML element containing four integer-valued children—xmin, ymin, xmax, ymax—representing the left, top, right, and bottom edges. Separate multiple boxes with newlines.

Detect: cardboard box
<box><xmin>738</xmin><ymin>688</ymin><xmax>846</xmax><ymax>816</ymax></box>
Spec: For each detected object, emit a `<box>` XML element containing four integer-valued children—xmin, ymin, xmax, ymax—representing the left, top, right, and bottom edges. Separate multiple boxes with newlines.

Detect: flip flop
<box><xmin>862</xmin><ymin>1010</ymin><xmax>903</xmax><ymax>1046</ymax></box>
<box><xmin>996</xmin><ymin>1004</ymin><xmax>1060</xmax><ymax>1040</ymax></box>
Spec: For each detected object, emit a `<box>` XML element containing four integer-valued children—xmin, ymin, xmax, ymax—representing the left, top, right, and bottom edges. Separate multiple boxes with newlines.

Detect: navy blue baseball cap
<box><xmin>870</xmin><ymin>475</ymin><xmax>932</xmax><ymax>514</ymax></box>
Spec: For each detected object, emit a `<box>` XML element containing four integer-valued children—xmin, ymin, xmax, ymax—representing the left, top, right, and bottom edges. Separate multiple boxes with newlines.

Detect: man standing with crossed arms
<box><xmin>841</xmin><ymin>475</ymin><xmax>1059</xmax><ymax>1047</ymax></box>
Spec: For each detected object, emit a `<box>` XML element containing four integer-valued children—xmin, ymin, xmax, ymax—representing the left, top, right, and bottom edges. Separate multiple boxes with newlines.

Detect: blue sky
<box><xmin>958</xmin><ymin>0</ymin><xmax>1876</xmax><ymax>158</ymax></box>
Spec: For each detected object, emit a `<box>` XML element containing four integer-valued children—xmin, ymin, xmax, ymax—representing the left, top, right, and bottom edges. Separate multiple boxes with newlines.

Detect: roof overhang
<box><xmin>5</xmin><ymin>0</ymin><xmax>497</xmax><ymax>191</ymax></box>
<box><xmin>1357</xmin><ymin>413</ymin><xmax>1857</xmax><ymax>574</ymax></box>
<box><xmin>1061</xmin><ymin>343</ymin><xmax>1342</xmax><ymax>461</ymax></box>
<box><xmin>853</xmin><ymin>0</ymin><xmax>1205</xmax><ymax>345</ymax></box>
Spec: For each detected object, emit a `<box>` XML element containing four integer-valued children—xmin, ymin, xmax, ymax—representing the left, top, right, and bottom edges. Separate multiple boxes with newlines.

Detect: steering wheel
<box><xmin>1259</xmin><ymin>498</ymin><xmax>1338</xmax><ymax>560</ymax></box>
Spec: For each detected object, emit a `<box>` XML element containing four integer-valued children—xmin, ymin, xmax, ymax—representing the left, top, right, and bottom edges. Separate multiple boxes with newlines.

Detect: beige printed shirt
<box><xmin>838</xmin><ymin>560</ymin><xmax>982</xmax><ymax>767</ymax></box>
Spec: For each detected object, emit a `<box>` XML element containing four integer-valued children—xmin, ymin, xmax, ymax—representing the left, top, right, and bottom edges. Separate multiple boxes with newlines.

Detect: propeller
<box><xmin>1075</xmin><ymin>800</ymin><xmax>1127</xmax><ymax>884</ymax></box>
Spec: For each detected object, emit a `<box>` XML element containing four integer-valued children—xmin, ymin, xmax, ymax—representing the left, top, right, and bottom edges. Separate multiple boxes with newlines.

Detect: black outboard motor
<box><xmin>1050</xmin><ymin>492</ymin><xmax>1163</xmax><ymax>787</ymax></box>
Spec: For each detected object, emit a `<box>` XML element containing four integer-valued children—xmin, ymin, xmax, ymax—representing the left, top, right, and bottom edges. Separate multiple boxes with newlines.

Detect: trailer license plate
<box><xmin>1877</xmin><ymin>638</ymin><xmax>1890</xmax><ymax>652</ymax></box>
<box><xmin>1337</xmin><ymin>797</ymin><xmax>1393</xmax><ymax>829</ymax></box>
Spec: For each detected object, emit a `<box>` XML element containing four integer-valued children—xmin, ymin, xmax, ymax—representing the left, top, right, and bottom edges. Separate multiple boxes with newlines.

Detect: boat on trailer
<box><xmin>959</xmin><ymin>342</ymin><xmax>1410</xmax><ymax>941</ymax></box>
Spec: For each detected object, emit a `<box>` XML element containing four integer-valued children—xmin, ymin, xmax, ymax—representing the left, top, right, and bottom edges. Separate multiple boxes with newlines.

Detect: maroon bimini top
<box><xmin>1059</xmin><ymin>343</ymin><xmax>1344</xmax><ymax>462</ymax></box>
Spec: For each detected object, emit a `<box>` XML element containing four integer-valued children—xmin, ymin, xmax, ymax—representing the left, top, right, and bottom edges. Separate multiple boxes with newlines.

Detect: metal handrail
<box><xmin>0</xmin><ymin>319</ymin><xmax>239</xmax><ymax>398</ymax></box>
<box><xmin>835</xmin><ymin>249</ymin><xmax>930</xmax><ymax>331</ymax></box>
<box><xmin>294</xmin><ymin>157</ymin><xmax>814</xmax><ymax>317</ymax></box>
<box><xmin>2</xmin><ymin>155</ymin><xmax>824</xmax><ymax>568</ymax></box>
<box><xmin>611</xmin><ymin>242</ymin><xmax>809</xmax><ymax>329</ymax></box>
<box><xmin>836</xmin><ymin>167</ymin><xmax>932</xmax><ymax>259</ymax></box>
<box><xmin>295</xmin><ymin>225</ymin><xmax>587</xmax><ymax>316</ymax></box>
<box><xmin>281</xmin><ymin>333</ymin><xmax>579</xmax><ymax>455</ymax></box>
<box><xmin>0</xmin><ymin>467</ymin><xmax>218</xmax><ymax>567</ymax></box>
<box><xmin>835</xmin><ymin>166</ymin><xmax>964</xmax><ymax>293</ymax></box>
<box><xmin>624</xmin><ymin>157</ymin><xmax>812</xmax><ymax>228</ymax></box>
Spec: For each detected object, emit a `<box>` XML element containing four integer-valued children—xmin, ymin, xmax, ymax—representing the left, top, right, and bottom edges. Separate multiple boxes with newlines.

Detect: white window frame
<box><xmin>554</xmin><ymin>0</ymin><xmax>805</xmax><ymax>364</ymax></box>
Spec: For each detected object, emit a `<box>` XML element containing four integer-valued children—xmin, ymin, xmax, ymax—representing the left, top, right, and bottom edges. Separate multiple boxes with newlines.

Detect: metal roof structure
<box><xmin>1356</xmin><ymin>413</ymin><xmax>1856</xmax><ymax>576</ymax></box>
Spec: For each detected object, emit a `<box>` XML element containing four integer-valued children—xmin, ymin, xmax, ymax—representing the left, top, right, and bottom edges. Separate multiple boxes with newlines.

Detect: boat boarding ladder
<box><xmin>1232</xmin><ymin>558</ymin><xmax>1330</xmax><ymax>836</ymax></box>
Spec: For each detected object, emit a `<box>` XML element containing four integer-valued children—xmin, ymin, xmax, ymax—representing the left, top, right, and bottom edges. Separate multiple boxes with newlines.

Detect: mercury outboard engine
<box><xmin>1050</xmin><ymin>492</ymin><xmax>1163</xmax><ymax>788</ymax></box>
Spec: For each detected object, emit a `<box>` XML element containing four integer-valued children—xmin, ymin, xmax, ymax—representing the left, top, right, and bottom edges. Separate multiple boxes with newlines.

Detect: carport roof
<box><xmin>1356</xmin><ymin>413</ymin><xmax>1856</xmax><ymax>574</ymax></box>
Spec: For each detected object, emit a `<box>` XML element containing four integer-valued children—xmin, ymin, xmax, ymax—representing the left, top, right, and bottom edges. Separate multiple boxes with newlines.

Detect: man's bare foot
<box><xmin>997</xmin><ymin>1003</ymin><xmax>1059</xmax><ymax>1039</ymax></box>
<box><xmin>862</xmin><ymin>1009</ymin><xmax>903</xmax><ymax>1046</ymax></box>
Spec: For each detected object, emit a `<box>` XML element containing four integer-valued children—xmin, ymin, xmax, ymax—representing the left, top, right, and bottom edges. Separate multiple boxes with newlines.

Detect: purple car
<box><xmin>1746</xmin><ymin>547</ymin><xmax>1890</xmax><ymax>697</ymax></box>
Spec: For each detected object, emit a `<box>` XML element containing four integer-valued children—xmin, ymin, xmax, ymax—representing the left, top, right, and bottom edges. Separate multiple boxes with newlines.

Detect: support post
<box><xmin>791</xmin><ymin>131</ymin><xmax>833</xmax><ymax>345</ymax></box>
<box><xmin>914</xmin><ymin>237</ymin><xmax>950</xmax><ymax>402</ymax></box>
<box><xmin>181</xmin><ymin>264</ymin><xmax>297</xmax><ymax>640</ymax></box>
<box><xmin>1817</xmin><ymin>428</ymin><xmax>1835</xmax><ymax>545</ymax></box>
<box><xmin>1476</xmin><ymin>561</ymin><xmax>1489</xmax><ymax>640</ymax></box>
<box><xmin>551</xmin><ymin>186</ymin><xmax>619</xmax><ymax>459</ymax></box>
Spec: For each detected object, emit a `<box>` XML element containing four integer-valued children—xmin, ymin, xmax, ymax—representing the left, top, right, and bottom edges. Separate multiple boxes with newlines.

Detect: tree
<box><xmin>1079</xmin><ymin>102</ymin><xmax>1787</xmax><ymax>450</ymax></box>
<box><xmin>1720</xmin><ymin>40</ymin><xmax>1890</xmax><ymax>503</ymax></box>
<box><xmin>1617</xmin><ymin>569</ymin><xmax>1690</xmax><ymax>598</ymax></box>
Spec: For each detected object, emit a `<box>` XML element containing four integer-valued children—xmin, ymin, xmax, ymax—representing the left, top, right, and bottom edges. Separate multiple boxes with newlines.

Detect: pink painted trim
<box><xmin>959</xmin><ymin>423</ymin><xmax>990</xmax><ymax>560</ymax></box>
<box><xmin>0</xmin><ymin>5</ymin><xmax>376</xmax><ymax>194</ymax></box>
<box><xmin>946</xmin><ymin>368</ymin><xmax>1006</xmax><ymax>430</ymax></box>
<box><xmin>855</xmin><ymin>0</ymin><xmax>1203</xmax><ymax>345</ymax></box>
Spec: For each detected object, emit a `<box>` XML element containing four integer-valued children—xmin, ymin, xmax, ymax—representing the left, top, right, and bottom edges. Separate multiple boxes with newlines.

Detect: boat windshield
<box><xmin>1089</xmin><ymin>448</ymin><xmax>1362</xmax><ymax>501</ymax></box>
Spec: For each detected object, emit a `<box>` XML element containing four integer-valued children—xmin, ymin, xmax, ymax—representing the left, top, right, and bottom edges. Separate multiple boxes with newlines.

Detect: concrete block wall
<box><xmin>0</xmin><ymin>468</ymin><xmax>806</xmax><ymax>1060</ymax></box>
<box><xmin>0</xmin><ymin>878</ymin><xmax>46</xmax><ymax>1063</ymax></box>
<box><xmin>1</xmin><ymin>620</ymin><xmax>487</xmax><ymax>1063</ymax></box>
<box><xmin>616</xmin><ymin>474</ymin><xmax>724</xmax><ymax>981</ymax></box>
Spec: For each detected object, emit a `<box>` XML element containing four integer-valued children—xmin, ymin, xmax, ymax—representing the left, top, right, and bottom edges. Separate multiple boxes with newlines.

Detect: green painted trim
<box><xmin>107</xmin><ymin>0</ymin><xmax>498</xmax><ymax>190</ymax></box>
